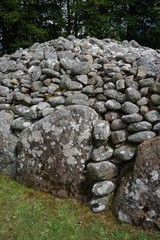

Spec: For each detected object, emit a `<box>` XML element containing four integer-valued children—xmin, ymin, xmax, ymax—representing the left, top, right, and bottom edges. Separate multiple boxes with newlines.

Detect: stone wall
<box><xmin>0</xmin><ymin>37</ymin><xmax>160</xmax><ymax>217</ymax></box>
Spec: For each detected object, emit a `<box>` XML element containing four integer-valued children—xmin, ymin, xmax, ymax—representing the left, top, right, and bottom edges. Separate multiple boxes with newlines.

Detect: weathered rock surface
<box><xmin>114</xmin><ymin>145</ymin><xmax>136</xmax><ymax>161</ymax></box>
<box><xmin>114</xmin><ymin>137</ymin><xmax>160</xmax><ymax>230</ymax></box>
<box><xmin>87</xmin><ymin>161</ymin><xmax>118</xmax><ymax>181</ymax></box>
<box><xmin>0</xmin><ymin>111</ymin><xmax>18</xmax><ymax>177</ymax></box>
<box><xmin>17</xmin><ymin>105</ymin><xmax>98</xmax><ymax>201</ymax></box>
<box><xmin>92</xmin><ymin>180</ymin><xmax>116</xmax><ymax>197</ymax></box>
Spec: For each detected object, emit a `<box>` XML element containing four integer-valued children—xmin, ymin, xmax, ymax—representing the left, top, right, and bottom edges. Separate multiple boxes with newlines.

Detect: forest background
<box><xmin>0</xmin><ymin>0</ymin><xmax>160</xmax><ymax>55</ymax></box>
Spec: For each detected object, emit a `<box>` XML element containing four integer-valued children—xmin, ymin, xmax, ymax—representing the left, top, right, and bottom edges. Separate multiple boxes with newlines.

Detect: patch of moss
<box><xmin>0</xmin><ymin>174</ymin><xmax>160</xmax><ymax>240</ymax></box>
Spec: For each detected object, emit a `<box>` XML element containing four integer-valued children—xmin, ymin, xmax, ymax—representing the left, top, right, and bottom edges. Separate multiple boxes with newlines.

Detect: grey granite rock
<box><xmin>145</xmin><ymin>110</ymin><xmax>160</xmax><ymax>124</ymax></box>
<box><xmin>104</xmin><ymin>82</ymin><xmax>115</xmax><ymax>90</ymax></box>
<box><xmin>114</xmin><ymin>145</ymin><xmax>136</xmax><ymax>161</ymax></box>
<box><xmin>17</xmin><ymin>105</ymin><xmax>98</xmax><ymax>201</ymax></box>
<box><xmin>31</xmin><ymin>67</ymin><xmax>42</xmax><ymax>81</ymax></box>
<box><xmin>87</xmin><ymin>161</ymin><xmax>118</xmax><ymax>181</ymax></box>
<box><xmin>92</xmin><ymin>181</ymin><xmax>116</xmax><ymax>197</ymax></box>
<box><xmin>116</xmin><ymin>79</ymin><xmax>125</xmax><ymax>91</ymax></box>
<box><xmin>105</xmin><ymin>100</ymin><xmax>121</xmax><ymax>110</ymax></box>
<box><xmin>37</xmin><ymin>102</ymin><xmax>51</xmax><ymax>111</ymax></box>
<box><xmin>0</xmin><ymin>104</ymin><xmax>11</xmax><ymax>110</ymax></box>
<box><xmin>42</xmin><ymin>68</ymin><xmax>60</xmax><ymax>78</ymax></box>
<box><xmin>75</xmin><ymin>75</ymin><xmax>88</xmax><ymax>85</ymax></box>
<box><xmin>136</xmin><ymin>66</ymin><xmax>147</xmax><ymax>80</ymax></box>
<box><xmin>60</xmin><ymin>57</ymin><xmax>73</xmax><ymax>70</ymax></box>
<box><xmin>136</xmin><ymin>97</ymin><xmax>149</xmax><ymax>107</ymax></box>
<box><xmin>149</xmin><ymin>83</ymin><xmax>160</xmax><ymax>94</ymax></box>
<box><xmin>71</xmin><ymin>62</ymin><xmax>91</xmax><ymax>75</ymax></box>
<box><xmin>151</xmin><ymin>94</ymin><xmax>160</xmax><ymax>105</ymax></box>
<box><xmin>31</xmin><ymin>81</ymin><xmax>43</xmax><ymax>92</ymax></box>
<box><xmin>60</xmin><ymin>77</ymin><xmax>83</xmax><ymax>91</ymax></box>
<box><xmin>0</xmin><ymin>86</ymin><xmax>10</xmax><ymax>97</ymax></box>
<box><xmin>125</xmin><ymin>87</ymin><xmax>141</xmax><ymax>103</ymax></box>
<box><xmin>128</xmin><ymin>131</ymin><xmax>156</xmax><ymax>143</ymax></box>
<box><xmin>0</xmin><ymin>111</ymin><xmax>18</xmax><ymax>177</ymax></box>
<box><xmin>122</xmin><ymin>102</ymin><xmax>139</xmax><ymax>114</ymax></box>
<box><xmin>153</xmin><ymin>123</ymin><xmax>160</xmax><ymax>132</ymax></box>
<box><xmin>127</xmin><ymin>121</ymin><xmax>152</xmax><ymax>132</ymax></box>
<box><xmin>65</xmin><ymin>93</ymin><xmax>88</xmax><ymax>106</ymax></box>
<box><xmin>93</xmin><ymin>101</ymin><xmax>107</xmax><ymax>114</ymax></box>
<box><xmin>140</xmin><ymin>87</ymin><xmax>149</xmax><ymax>96</ymax></box>
<box><xmin>11</xmin><ymin>117</ymin><xmax>32</xmax><ymax>131</ymax></box>
<box><xmin>47</xmin><ymin>83</ymin><xmax>59</xmax><ymax>94</ymax></box>
<box><xmin>91</xmin><ymin>145</ymin><xmax>113</xmax><ymax>162</ymax></box>
<box><xmin>138</xmin><ymin>78</ymin><xmax>154</xmax><ymax>88</ymax></box>
<box><xmin>122</xmin><ymin>113</ymin><xmax>143</xmax><ymax>123</ymax></box>
<box><xmin>48</xmin><ymin>96</ymin><xmax>65</xmax><ymax>107</ymax></box>
<box><xmin>89</xmin><ymin>196</ymin><xmax>111</xmax><ymax>213</ymax></box>
<box><xmin>111</xmin><ymin>119</ymin><xmax>127</xmax><ymax>130</ymax></box>
<box><xmin>104</xmin><ymin>89</ymin><xmax>118</xmax><ymax>100</ymax></box>
<box><xmin>115</xmin><ymin>137</ymin><xmax>160</xmax><ymax>230</ymax></box>
<box><xmin>111</xmin><ymin>130</ymin><xmax>128</xmax><ymax>144</ymax></box>
<box><xmin>93</xmin><ymin>120</ymin><xmax>111</xmax><ymax>146</ymax></box>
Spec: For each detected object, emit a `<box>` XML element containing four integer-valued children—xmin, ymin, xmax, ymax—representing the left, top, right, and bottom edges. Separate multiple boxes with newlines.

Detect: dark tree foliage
<box><xmin>0</xmin><ymin>0</ymin><xmax>160</xmax><ymax>54</ymax></box>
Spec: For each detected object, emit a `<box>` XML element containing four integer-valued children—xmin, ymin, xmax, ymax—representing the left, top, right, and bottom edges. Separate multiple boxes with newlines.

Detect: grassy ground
<box><xmin>0</xmin><ymin>175</ymin><xmax>160</xmax><ymax>240</ymax></box>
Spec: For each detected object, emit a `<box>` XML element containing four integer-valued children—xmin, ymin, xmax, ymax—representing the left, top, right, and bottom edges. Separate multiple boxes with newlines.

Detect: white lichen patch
<box><xmin>135</xmin><ymin>178</ymin><xmax>148</xmax><ymax>193</ymax></box>
<box><xmin>150</xmin><ymin>170</ymin><xmax>159</xmax><ymax>181</ymax></box>
<box><xmin>52</xmin><ymin>127</ymin><xmax>63</xmax><ymax>137</ymax></box>
<box><xmin>155</xmin><ymin>188</ymin><xmax>160</xmax><ymax>198</ymax></box>
<box><xmin>79</xmin><ymin>128</ymin><xmax>91</xmax><ymax>140</ymax></box>
<box><xmin>70</xmin><ymin>122</ymin><xmax>80</xmax><ymax>132</ymax></box>
<box><xmin>63</xmin><ymin>143</ymin><xmax>78</xmax><ymax>165</ymax></box>
<box><xmin>42</xmin><ymin>121</ymin><xmax>52</xmax><ymax>133</ymax></box>
<box><xmin>21</xmin><ymin>136</ymin><xmax>30</xmax><ymax>149</ymax></box>
<box><xmin>118</xmin><ymin>210</ymin><xmax>131</xmax><ymax>223</ymax></box>
<box><xmin>23</xmin><ymin>122</ymin><xmax>31</xmax><ymax>128</ymax></box>
<box><xmin>31</xmin><ymin>149</ymin><xmax>43</xmax><ymax>157</ymax></box>
<box><xmin>28</xmin><ymin>131</ymin><xmax>44</xmax><ymax>143</ymax></box>
<box><xmin>51</xmin><ymin>141</ymin><xmax>55</xmax><ymax>146</ymax></box>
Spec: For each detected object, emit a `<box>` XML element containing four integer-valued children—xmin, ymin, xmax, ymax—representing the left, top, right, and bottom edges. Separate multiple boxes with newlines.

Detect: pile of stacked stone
<box><xmin>0</xmin><ymin>36</ymin><xmax>160</xmax><ymax>212</ymax></box>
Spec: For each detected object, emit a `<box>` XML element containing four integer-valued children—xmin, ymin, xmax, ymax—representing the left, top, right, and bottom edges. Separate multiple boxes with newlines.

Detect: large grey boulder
<box><xmin>114</xmin><ymin>137</ymin><xmax>160</xmax><ymax>230</ymax></box>
<box><xmin>0</xmin><ymin>111</ymin><xmax>18</xmax><ymax>177</ymax></box>
<box><xmin>16</xmin><ymin>105</ymin><xmax>98</xmax><ymax>201</ymax></box>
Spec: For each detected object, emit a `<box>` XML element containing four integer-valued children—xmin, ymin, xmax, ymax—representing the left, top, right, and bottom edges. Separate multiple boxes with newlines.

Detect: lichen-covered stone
<box><xmin>122</xmin><ymin>113</ymin><xmax>143</xmax><ymax>124</ymax></box>
<box><xmin>92</xmin><ymin>180</ymin><xmax>116</xmax><ymax>197</ymax></box>
<box><xmin>138</xmin><ymin>78</ymin><xmax>154</xmax><ymax>88</ymax></box>
<box><xmin>10</xmin><ymin>117</ymin><xmax>32</xmax><ymax>131</ymax></box>
<box><xmin>114</xmin><ymin>137</ymin><xmax>160</xmax><ymax>230</ymax></box>
<box><xmin>111</xmin><ymin>130</ymin><xmax>128</xmax><ymax>144</ymax></box>
<box><xmin>125</xmin><ymin>87</ymin><xmax>141</xmax><ymax>103</ymax></box>
<box><xmin>122</xmin><ymin>102</ymin><xmax>139</xmax><ymax>114</ymax></box>
<box><xmin>128</xmin><ymin>131</ymin><xmax>156</xmax><ymax>143</ymax></box>
<box><xmin>93</xmin><ymin>120</ymin><xmax>111</xmax><ymax>146</ymax></box>
<box><xmin>0</xmin><ymin>111</ymin><xmax>18</xmax><ymax>177</ymax></box>
<box><xmin>144</xmin><ymin>110</ymin><xmax>160</xmax><ymax>124</ymax></box>
<box><xmin>89</xmin><ymin>195</ymin><xmax>111</xmax><ymax>213</ymax></box>
<box><xmin>105</xmin><ymin>100</ymin><xmax>121</xmax><ymax>110</ymax></box>
<box><xmin>71</xmin><ymin>62</ymin><xmax>91</xmax><ymax>75</ymax></box>
<box><xmin>91</xmin><ymin>145</ymin><xmax>113</xmax><ymax>162</ymax></box>
<box><xmin>114</xmin><ymin>145</ymin><xmax>136</xmax><ymax>161</ymax></box>
<box><xmin>87</xmin><ymin>161</ymin><xmax>118</xmax><ymax>181</ymax></box>
<box><xmin>111</xmin><ymin>119</ymin><xmax>127</xmax><ymax>131</ymax></box>
<box><xmin>127</xmin><ymin>121</ymin><xmax>152</xmax><ymax>132</ymax></box>
<box><xmin>16</xmin><ymin>105</ymin><xmax>98</xmax><ymax>201</ymax></box>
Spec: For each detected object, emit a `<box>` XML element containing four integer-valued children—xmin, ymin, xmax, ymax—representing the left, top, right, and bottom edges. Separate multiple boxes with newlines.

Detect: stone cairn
<box><xmin>0</xmin><ymin>36</ymin><xmax>160</xmax><ymax>213</ymax></box>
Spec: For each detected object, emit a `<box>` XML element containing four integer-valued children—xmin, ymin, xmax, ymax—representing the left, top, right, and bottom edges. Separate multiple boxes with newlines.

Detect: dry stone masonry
<box><xmin>0</xmin><ymin>36</ymin><xmax>160</xmax><ymax>229</ymax></box>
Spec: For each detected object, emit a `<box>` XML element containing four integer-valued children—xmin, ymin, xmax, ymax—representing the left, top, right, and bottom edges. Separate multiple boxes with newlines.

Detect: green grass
<box><xmin>0</xmin><ymin>175</ymin><xmax>160</xmax><ymax>240</ymax></box>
